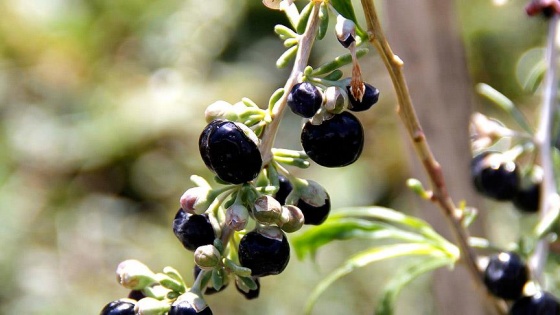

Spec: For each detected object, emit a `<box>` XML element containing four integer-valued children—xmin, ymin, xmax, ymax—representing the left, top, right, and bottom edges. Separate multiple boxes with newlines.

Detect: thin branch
<box><xmin>529</xmin><ymin>13</ymin><xmax>559</xmax><ymax>281</ymax></box>
<box><xmin>359</xmin><ymin>0</ymin><xmax>507</xmax><ymax>313</ymax></box>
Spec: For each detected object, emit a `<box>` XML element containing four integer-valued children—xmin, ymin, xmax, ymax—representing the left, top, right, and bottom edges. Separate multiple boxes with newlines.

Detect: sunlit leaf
<box><xmin>330</xmin><ymin>0</ymin><xmax>367</xmax><ymax>38</ymax></box>
<box><xmin>304</xmin><ymin>243</ymin><xmax>449</xmax><ymax>315</ymax></box>
<box><xmin>375</xmin><ymin>257</ymin><xmax>453</xmax><ymax>315</ymax></box>
<box><xmin>292</xmin><ymin>217</ymin><xmax>429</xmax><ymax>260</ymax></box>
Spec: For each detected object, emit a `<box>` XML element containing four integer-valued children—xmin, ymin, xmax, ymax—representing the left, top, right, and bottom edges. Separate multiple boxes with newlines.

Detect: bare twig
<box><xmin>359</xmin><ymin>0</ymin><xmax>506</xmax><ymax>313</ymax></box>
<box><xmin>529</xmin><ymin>13</ymin><xmax>559</xmax><ymax>281</ymax></box>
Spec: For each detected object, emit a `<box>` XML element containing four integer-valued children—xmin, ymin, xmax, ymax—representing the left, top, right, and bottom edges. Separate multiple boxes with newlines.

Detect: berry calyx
<box><xmin>471</xmin><ymin>152</ymin><xmax>520</xmax><ymax>201</ymax></box>
<box><xmin>199</xmin><ymin>120</ymin><xmax>262</xmax><ymax>184</ymax></box>
<box><xmin>301</xmin><ymin>111</ymin><xmax>364</xmax><ymax>167</ymax></box>
<box><xmin>238</xmin><ymin>226</ymin><xmax>290</xmax><ymax>277</ymax></box>
<box><xmin>100</xmin><ymin>299</ymin><xmax>136</xmax><ymax>315</ymax></box>
<box><xmin>287</xmin><ymin>82</ymin><xmax>323</xmax><ymax>118</ymax></box>
<box><xmin>346</xmin><ymin>83</ymin><xmax>380</xmax><ymax>112</ymax></box>
<box><xmin>484</xmin><ymin>252</ymin><xmax>528</xmax><ymax>300</ymax></box>
<box><xmin>235</xmin><ymin>277</ymin><xmax>260</xmax><ymax>300</ymax></box>
<box><xmin>510</xmin><ymin>291</ymin><xmax>560</xmax><ymax>315</ymax></box>
<box><xmin>173</xmin><ymin>209</ymin><xmax>216</xmax><ymax>251</ymax></box>
<box><xmin>194</xmin><ymin>266</ymin><xmax>228</xmax><ymax>295</ymax></box>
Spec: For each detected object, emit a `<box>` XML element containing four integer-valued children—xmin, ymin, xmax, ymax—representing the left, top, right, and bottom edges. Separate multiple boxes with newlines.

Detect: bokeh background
<box><xmin>0</xmin><ymin>0</ymin><xmax>550</xmax><ymax>314</ymax></box>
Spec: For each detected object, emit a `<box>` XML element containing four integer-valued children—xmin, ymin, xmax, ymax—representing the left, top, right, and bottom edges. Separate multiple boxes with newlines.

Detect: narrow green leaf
<box><xmin>375</xmin><ymin>257</ymin><xmax>453</xmax><ymax>315</ymax></box>
<box><xmin>475</xmin><ymin>83</ymin><xmax>532</xmax><ymax>133</ymax></box>
<box><xmin>292</xmin><ymin>217</ymin><xmax>429</xmax><ymax>260</ymax></box>
<box><xmin>311</xmin><ymin>48</ymin><xmax>369</xmax><ymax>75</ymax></box>
<box><xmin>276</xmin><ymin>45</ymin><xmax>298</xmax><ymax>68</ymax></box>
<box><xmin>274</xmin><ymin>24</ymin><xmax>297</xmax><ymax>39</ymax></box>
<box><xmin>317</xmin><ymin>2</ymin><xmax>329</xmax><ymax>40</ymax></box>
<box><xmin>296</xmin><ymin>2</ymin><xmax>313</xmax><ymax>34</ymax></box>
<box><xmin>304</xmin><ymin>243</ymin><xmax>447</xmax><ymax>315</ymax></box>
<box><xmin>323</xmin><ymin>69</ymin><xmax>343</xmax><ymax>81</ymax></box>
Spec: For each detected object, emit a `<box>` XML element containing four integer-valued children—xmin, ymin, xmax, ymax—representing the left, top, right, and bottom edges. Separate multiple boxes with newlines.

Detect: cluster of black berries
<box><xmin>288</xmin><ymin>81</ymin><xmax>379</xmax><ymax>167</ymax></box>
<box><xmin>483</xmin><ymin>252</ymin><xmax>560</xmax><ymax>314</ymax></box>
<box><xmin>471</xmin><ymin>151</ymin><xmax>542</xmax><ymax>213</ymax></box>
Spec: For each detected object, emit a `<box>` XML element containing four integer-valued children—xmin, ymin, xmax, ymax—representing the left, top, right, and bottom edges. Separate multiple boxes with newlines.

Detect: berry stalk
<box><xmin>529</xmin><ymin>13</ymin><xmax>560</xmax><ymax>280</ymax></box>
<box><xmin>260</xmin><ymin>2</ymin><xmax>321</xmax><ymax>165</ymax></box>
<box><xmin>359</xmin><ymin>0</ymin><xmax>506</xmax><ymax>313</ymax></box>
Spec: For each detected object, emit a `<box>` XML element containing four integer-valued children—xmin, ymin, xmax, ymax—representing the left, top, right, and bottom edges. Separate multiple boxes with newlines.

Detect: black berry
<box><xmin>471</xmin><ymin>152</ymin><xmax>520</xmax><ymax>201</ymax></box>
<box><xmin>287</xmin><ymin>82</ymin><xmax>323</xmax><ymax>118</ymax></box>
<box><xmin>275</xmin><ymin>175</ymin><xmax>293</xmax><ymax>205</ymax></box>
<box><xmin>169</xmin><ymin>299</ymin><xmax>213</xmax><ymax>315</ymax></box>
<box><xmin>510</xmin><ymin>292</ymin><xmax>560</xmax><ymax>315</ymax></box>
<box><xmin>513</xmin><ymin>182</ymin><xmax>540</xmax><ymax>213</ymax></box>
<box><xmin>173</xmin><ymin>209</ymin><xmax>215</xmax><ymax>251</ymax></box>
<box><xmin>484</xmin><ymin>252</ymin><xmax>528</xmax><ymax>300</ymax></box>
<box><xmin>199</xmin><ymin>120</ymin><xmax>262</xmax><ymax>184</ymax></box>
<box><xmin>301</xmin><ymin>111</ymin><xmax>364</xmax><ymax>167</ymax></box>
<box><xmin>297</xmin><ymin>193</ymin><xmax>330</xmax><ymax>225</ymax></box>
<box><xmin>346</xmin><ymin>83</ymin><xmax>380</xmax><ymax>112</ymax></box>
<box><xmin>100</xmin><ymin>300</ymin><xmax>135</xmax><ymax>315</ymax></box>
<box><xmin>235</xmin><ymin>277</ymin><xmax>260</xmax><ymax>300</ymax></box>
<box><xmin>238</xmin><ymin>227</ymin><xmax>290</xmax><ymax>277</ymax></box>
<box><xmin>127</xmin><ymin>290</ymin><xmax>146</xmax><ymax>301</ymax></box>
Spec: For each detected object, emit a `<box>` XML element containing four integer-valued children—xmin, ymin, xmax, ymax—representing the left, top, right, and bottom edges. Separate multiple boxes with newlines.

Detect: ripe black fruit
<box><xmin>510</xmin><ymin>292</ymin><xmax>560</xmax><ymax>315</ymax></box>
<box><xmin>287</xmin><ymin>82</ymin><xmax>323</xmax><ymax>118</ymax></box>
<box><xmin>471</xmin><ymin>152</ymin><xmax>520</xmax><ymax>200</ymax></box>
<box><xmin>173</xmin><ymin>209</ymin><xmax>215</xmax><ymax>251</ymax></box>
<box><xmin>169</xmin><ymin>299</ymin><xmax>213</xmax><ymax>315</ymax></box>
<box><xmin>238</xmin><ymin>227</ymin><xmax>290</xmax><ymax>277</ymax></box>
<box><xmin>346</xmin><ymin>83</ymin><xmax>380</xmax><ymax>112</ymax></box>
<box><xmin>297</xmin><ymin>193</ymin><xmax>330</xmax><ymax>225</ymax></box>
<box><xmin>235</xmin><ymin>278</ymin><xmax>260</xmax><ymax>300</ymax></box>
<box><xmin>301</xmin><ymin>111</ymin><xmax>364</xmax><ymax>167</ymax></box>
<box><xmin>199</xmin><ymin>120</ymin><xmax>262</xmax><ymax>184</ymax></box>
<box><xmin>100</xmin><ymin>300</ymin><xmax>135</xmax><ymax>315</ymax></box>
<box><xmin>275</xmin><ymin>175</ymin><xmax>293</xmax><ymax>205</ymax></box>
<box><xmin>484</xmin><ymin>252</ymin><xmax>528</xmax><ymax>300</ymax></box>
<box><xmin>513</xmin><ymin>182</ymin><xmax>540</xmax><ymax>213</ymax></box>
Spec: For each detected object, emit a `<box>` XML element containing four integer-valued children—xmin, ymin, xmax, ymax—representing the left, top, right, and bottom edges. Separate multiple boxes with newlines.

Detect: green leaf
<box><xmin>317</xmin><ymin>2</ymin><xmax>329</xmax><ymax>40</ymax></box>
<box><xmin>296</xmin><ymin>2</ymin><xmax>313</xmax><ymax>34</ymax></box>
<box><xmin>330</xmin><ymin>0</ymin><xmax>367</xmax><ymax>38</ymax></box>
<box><xmin>323</xmin><ymin>69</ymin><xmax>343</xmax><ymax>81</ymax></box>
<box><xmin>276</xmin><ymin>45</ymin><xmax>298</xmax><ymax>68</ymax></box>
<box><xmin>375</xmin><ymin>257</ymin><xmax>452</xmax><ymax>315</ymax></box>
<box><xmin>292</xmin><ymin>217</ymin><xmax>429</xmax><ymax>260</ymax></box>
<box><xmin>303</xmin><ymin>243</ymin><xmax>449</xmax><ymax>315</ymax></box>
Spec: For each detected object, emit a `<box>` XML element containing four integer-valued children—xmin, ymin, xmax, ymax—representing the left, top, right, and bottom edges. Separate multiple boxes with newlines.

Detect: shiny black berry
<box><xmin>287</xmin><ymin>82</ymin><xmax>323</xmax><ymax>118</ymax></box>
<box><xmin>275</xmin><ymin>175</ymin><xmax>293</xmax><ymax>205</ymax></box>
<box><xmin>513</xmin><ymin>182</ymin><xmax>540</xmax><ymax>213</ymax></box>
<box><xmin>173</xmin><ymin>209</ymin><xmax>215</xmax><ymax>251</ymax></box>
<box><xmin>169</xmin><ymin>299</ymin><xmax>213</xmax><ymax>315</ymax></box>
<box><xmin>346</xmin><ymin>83</ymin><xmax>380</xmax><ymax>112</ymax></box>
<box><xmin>301</xmin><ymin>111</ymin><xmax>364</xmax><ymax>167</ymax></box>
<box><xmin>238</xmin><ymin>227</ymin><xmax>290</xmax><ymax>277</ymax></box>
<box><xmin>199</xmin><ymin>120</ymin><xmax>262</xmax><ymax>184</ymax></box>
<box><xmin>127</xmin><ymin>290</ymin><xmax>146</xmax><ymax>301</ymax></box>
<box><xmin>297</xmin><ymin>193</ymin><xmax>330</xmax><ymax>225</ymax></box>
<box><xmin>100</xmin><ymin>300</ymin><xmax>135</xmax><ymax>315</ymax></box>
<box><xmin>484</xmin><ymin>252</ymin><xmax>528</xmax><ymax>300</ymax></box>
<box><xmin>193</xmin><ymin>266</ymin><xmax>227</xmax><ymax>295</ymax></box>
<box><xmin>471</xmin><ymin>152</ymin><xmax>520</xmax><ymax>201</ymax></box>
<box><xmin>510</xmin><ymin>292</ymin><xmax>560</xmax><ymax>315</ymax></box>
<box><xmin>235</xmin><ymin>278</ymin><xmax>260</xmax><ymax>300</ymax></box>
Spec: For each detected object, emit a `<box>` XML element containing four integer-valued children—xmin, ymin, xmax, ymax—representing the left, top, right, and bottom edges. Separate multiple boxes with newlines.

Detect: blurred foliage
<box><xmin>0</xmin><ymin>0</ymin><xmax>551</xmax><ymax>314</ymax></box>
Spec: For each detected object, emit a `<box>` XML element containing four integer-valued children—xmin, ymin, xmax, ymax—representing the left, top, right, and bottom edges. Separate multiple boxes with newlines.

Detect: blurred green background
<box><xmin>0</xmin><ymin>0</ymin><xmax>550</xmax><ymax>314</ymax></box>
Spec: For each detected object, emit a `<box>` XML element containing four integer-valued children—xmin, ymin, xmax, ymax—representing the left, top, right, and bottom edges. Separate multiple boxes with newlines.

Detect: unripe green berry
<box><xmin>116</xmin><ymin>260</ymin><xmax>157</xmax><ymax>290</ymax></box>
<box><xmin>253</xmin><ymin>195</ymin><xmax>283</xmax><ymax>225</ymax></box>
<box><xmin>194</xmin><ymin>245</ymin><xmax>221</xmax><ymax>270</ymax></box>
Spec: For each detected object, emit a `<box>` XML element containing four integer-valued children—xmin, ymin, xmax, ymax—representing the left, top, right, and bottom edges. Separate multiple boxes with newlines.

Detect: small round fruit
<box><xmin>346</xmin><ymin>83</ymin><xmax>380</xmax><ymax>112</ymax></box>
<box><xmin>100</xmin><ymin>299</ymin><xmax>135</xmax><ymax>315</ymax></box>
<box><xmin>471</xmin><ymin>152</ymin><xmax>520</xmax><ymax>201</ymax></box>
<box><xmin>287</xmin><ymin>82</ymin><xmax>323</xmax><ymax>118</ymax></box>
<box><xmin>513</xmin><ymin>182</ymin><xmax>540</xmax><ymax>213</ymax></box>
<box><xmin>199</xmin><ymin>120</ymin><xmax>262</xmax><ymax>184</ymax></box>
<box><xmin>169</xmin><ymin>299</ymin><xmax>213</xmax><ymax>315</ymax></box>
<box><xmin>235</xmin><ymin>278</ymin><xmax>260</xmax><ymax>300</ymax></box>
<box><xmin>510</xmin><ymin>291</ymin><xmax>560</xmax><ymax>315</ymax></box>
<box><xmin>173</xmin><ymin>209</ymin><xmax>216</xmax><ymax>251</ymax></box>
<box><xmin>484</xmin><ymin>252</ymin><xmax>528</xmax><ymax>300</ymax></box>
<box><xmin>301</xmin><ymin>111</ymin><xmax>364</xmax><ymax>167</ymax></box>
<box><xmin>238</xmin><ymin>226</ymin><xmax>290</xmax><ymax>277</ymax></box>
<box><xmin>275</xmin><ymin>174</ymin><xmax>293</xmax><ymax>205</ymax></box>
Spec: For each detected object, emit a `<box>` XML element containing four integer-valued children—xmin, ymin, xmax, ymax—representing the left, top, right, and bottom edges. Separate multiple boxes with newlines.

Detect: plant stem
<box><xmin>529</xmin><ymin>13</ymin><xmax>560</xmax><ymax>281</ymax></box>
<box><xmin>359</xmin><ymin>0</ymin><xmax>506</xmax><ymax>313</ymax></box>
<box><xmin>260</xmin><ymin>2</ymin><xmax>321</xmax><ymax>165</ymax></box>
